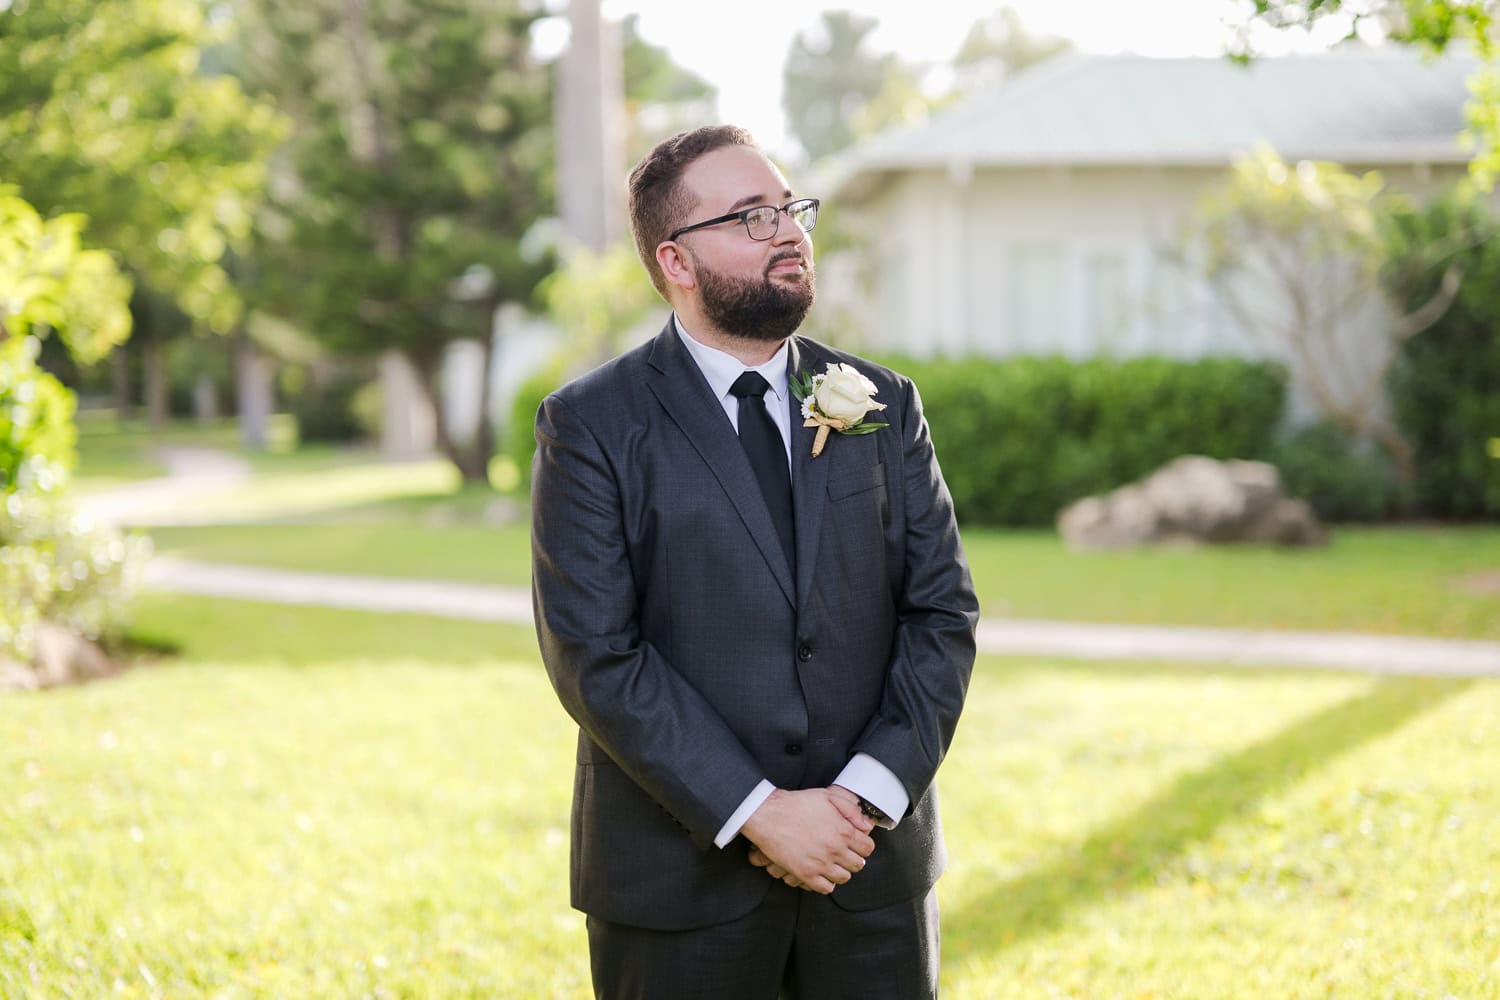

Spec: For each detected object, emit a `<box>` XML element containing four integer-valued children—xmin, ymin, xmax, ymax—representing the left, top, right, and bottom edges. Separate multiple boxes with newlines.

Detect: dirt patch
<box><xmin>1453</xmin><ymin>570</ymin><xmax>1500</xmax><ymax>597</ymax></box>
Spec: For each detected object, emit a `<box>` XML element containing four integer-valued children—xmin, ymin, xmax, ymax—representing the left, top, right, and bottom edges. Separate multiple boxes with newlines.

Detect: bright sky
<box><xmin>532</xmin><ymin>0</ymin><xmax>1359</xmax><ymax>160</ymax></box>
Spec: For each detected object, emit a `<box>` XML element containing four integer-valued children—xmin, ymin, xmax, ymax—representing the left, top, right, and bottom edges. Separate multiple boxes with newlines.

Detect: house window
<box><xmin>1006</xmin><ymin>242</ymin><xmax>1064</xmax><ymax>353</ymax></box>
<box><xmin>1084</xmin><ymin>251</ymin><xmax>1131</xmax><ymax>354</ymax></box>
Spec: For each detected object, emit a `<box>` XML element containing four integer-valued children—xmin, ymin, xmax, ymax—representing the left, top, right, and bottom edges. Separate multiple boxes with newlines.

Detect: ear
<box><xmin>656</xmin><ymin>241</ymin><xmax>697</xmax><ymax>292</ymax></box>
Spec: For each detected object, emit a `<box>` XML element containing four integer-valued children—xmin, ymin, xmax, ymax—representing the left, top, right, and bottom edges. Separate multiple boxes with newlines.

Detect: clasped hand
<box><xmin>742</xmin><ymin>785</ymin><xmax>876</xmax><ymax>895</ymax></box>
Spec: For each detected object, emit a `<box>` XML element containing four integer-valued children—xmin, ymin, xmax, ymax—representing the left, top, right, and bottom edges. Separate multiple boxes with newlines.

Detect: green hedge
<box><xmin>884</xmin><ymin>355</ymin><xmax>1287</xmax><ymax>526</ymax></box>
<box><xmin>1269</xmin><ymin>422</ymin><xmax>1398</xmax><ymax>522</ymax></box>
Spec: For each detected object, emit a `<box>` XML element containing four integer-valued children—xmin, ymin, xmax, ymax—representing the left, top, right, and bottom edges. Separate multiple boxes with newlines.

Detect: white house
<box><xmin>820</xmin><ymin>46</ymin><xmax>1483</xmax><ymax>408</ymax></box>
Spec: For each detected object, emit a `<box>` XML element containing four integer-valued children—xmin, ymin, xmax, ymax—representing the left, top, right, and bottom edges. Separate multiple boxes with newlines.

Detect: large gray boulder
<box><xmin>1057</xmin><ymin>455</ymin><xmax>1326</xmax><ymax>549</ymax></box>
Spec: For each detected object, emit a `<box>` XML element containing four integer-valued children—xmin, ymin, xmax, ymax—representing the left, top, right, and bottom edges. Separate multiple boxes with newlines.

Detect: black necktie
<box><xmin>729</xmin><ymin>371</ymin><xmax>795</xmax><ymax>573</ymax></box>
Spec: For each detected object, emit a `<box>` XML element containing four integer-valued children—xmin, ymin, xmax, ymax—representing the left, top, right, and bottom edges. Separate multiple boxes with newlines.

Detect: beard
<box><xmin>694</xmin><ymin>251</ymin><xmax>816</xmax><ymax>343</ymax></box>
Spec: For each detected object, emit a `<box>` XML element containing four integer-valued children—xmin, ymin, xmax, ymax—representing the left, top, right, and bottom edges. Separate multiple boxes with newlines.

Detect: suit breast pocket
<box><xmin>827</xmin><ymin>461</ymin><xmax>889</xmax><ymax>531</ymax></box>
<box><xmin>827</xmin><ymin>461</ymin><xmax>886</xmax><ymax>501</ymax></box>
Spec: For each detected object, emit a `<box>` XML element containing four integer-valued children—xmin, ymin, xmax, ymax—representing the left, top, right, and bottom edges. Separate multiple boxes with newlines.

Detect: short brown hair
<box><xmin>627</xmin><ymin>125</ymin><xmax>759</xmax><ymax>298</ymax></box>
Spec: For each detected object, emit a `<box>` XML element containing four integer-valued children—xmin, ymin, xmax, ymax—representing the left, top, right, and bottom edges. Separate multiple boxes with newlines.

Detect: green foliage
<box><xmin>0</xmin><ymin>492</ymin><xmax>151</xmax><ymax>661</ymax></box>
<box><xmin>237</xmin><ymin>0</ymin><xmax>554</xmax><ymax>365</ymax></box>
<box><xmin>540</xmin><ymin>242</ymin><xmax>660</xmax><ymax>363</ymax></box>
<box><xmin>0</xmin><ymin>189</ymin><xmax>133</xmax><ymax>492</ymax></box>
<box><xmin>1233</xmin><ymin>1</ymin><xmax>1500</xmax><ymax>187</ymax></box>
<box><xmin>1189</xmin><ymin>150</ymin><xmax>1423</xmax><ymax>491</ymax></box>
<box><xmin>0</xmin><ymin>0</ymin><xmax>284</xmax><ymax>332</ymax></box>
<box><xmin>232</xmin><ymin>0</ymin><xmax>553</xmax><ymax>480</ymax></box>
<box><xmin>620</xmin><ymin>14</ymin><xmax>716</xmax><ymax>163</ymax></box>
<box><xmin>0</xmin><ymin>188</ymin><xmax>132</xmax><ymax>363</ymax></box>
<box><xmin>508</xmin><ymin>360</ymin><xmax>566</xmax><ymax>489</ymax></box>
<box><xmin>1384</xmin><ymin>187</ymin><xmax>1500</xmax><ymax>516</ymax></box>
<box><xmin>0</xmin><ymin>338</ymin><xmax>76</xmax><ymax>496</ymax></box>
<box><xmin>287</xmin><ymin>366</ymin><xmax>377</xmax><ymax>444</ymax></box>
<box><xmin>952</xmin><ymin>5</ymin><xmax>1072</xmax><ymax>92</ymax></box>
<box><xmin>889</xmin><ymin>355</ymin><xmax>1286</xmax><ymax>525</ymax></box>
<box><xmin>162</xmin><ymin>331</ymin><xmax>234</xmax><ymax>418</ymax></box>
<box><xmin>1197</xmin><ymin>149</ymin><xmax>1388</xmax><ymax>276</ymax></box>
<box><xmin>782</xmin><ymin>11</ymin><xmax>921</xmax><ymax>162</ymax></box>
<box><xmin>0</xmin><ymin>188</ymin><xmax>150</xmax><ymax>662</ymax></box>
<box><xmin>1269</xmin><ymin>422</ymin><xmax>1399</xmax><ymax>521</ymax></box>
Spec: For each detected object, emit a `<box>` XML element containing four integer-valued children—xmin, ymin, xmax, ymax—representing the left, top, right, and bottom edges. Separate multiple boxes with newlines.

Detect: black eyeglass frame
<box><xmin>666</xmin><ymin>197</ymin><xmax>819</xmax><ymax>243</ymax></box>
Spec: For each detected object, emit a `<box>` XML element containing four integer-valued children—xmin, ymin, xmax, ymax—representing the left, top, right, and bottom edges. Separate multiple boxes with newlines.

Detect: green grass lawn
<box><xmin>963</xmin><ymin>524</ymin><xmax>1500</xmax><ymax>640</ymax></box>
<box><xmin>3</xmin><ymin>596</ymin><xmax>1497</xmax><ymax>997</ymax></box>
<box><xmin>71</xmin><ymin>414</ymin><xmax>293</xmax><ymax>492</ymax></box>
<box><xmin>72</xmin><ymin>420</ymin><xmax>1500</xmax><ymax>638</ymax></box>
<box><xmin>145</xmin><ymin>520</ymin><xmax>1500</xmax><ymax>639</ymax></box>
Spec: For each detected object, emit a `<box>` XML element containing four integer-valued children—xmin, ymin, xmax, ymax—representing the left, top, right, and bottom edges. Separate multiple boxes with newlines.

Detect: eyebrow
<box><xmin>726</xmin><ymin>190</ymin><xmax>794</xmax><ymax>213</ymax></box>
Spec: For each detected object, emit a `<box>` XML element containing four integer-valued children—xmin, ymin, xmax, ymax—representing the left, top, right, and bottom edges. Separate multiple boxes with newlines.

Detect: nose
<box><xmin>772</xmin><ymin>207</ymin><xmax>810</xmax><ymax>246</ymax></box>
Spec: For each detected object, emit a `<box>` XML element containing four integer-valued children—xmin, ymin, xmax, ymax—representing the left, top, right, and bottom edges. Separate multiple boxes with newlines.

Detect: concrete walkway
<box><xmin>79</xmin><ymin>447</ymin><xmax>254</xmax><ymax>527</ymax></box>
<box><xmin>145</xmin><ymin>558</ymin><xmax>1500</xmax><ymax>678</ymax></box>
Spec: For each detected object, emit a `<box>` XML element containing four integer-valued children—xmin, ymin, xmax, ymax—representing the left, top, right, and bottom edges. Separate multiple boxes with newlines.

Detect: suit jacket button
<box><xmin>797</xmin><ymin>644</ymin><xmax>813</xmax><ymax>662</ymax></box>
<box><xmin>784</xmin><ymin>743</ymin><xmax>803</xmax><ymax>756</ymax></box>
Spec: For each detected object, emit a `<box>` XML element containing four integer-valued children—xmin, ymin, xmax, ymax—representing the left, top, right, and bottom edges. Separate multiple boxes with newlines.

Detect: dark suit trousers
<box><xmin>586</xmin><ymin>883</ymin><xmax>939</xmax><ymax>1000</ymax></box>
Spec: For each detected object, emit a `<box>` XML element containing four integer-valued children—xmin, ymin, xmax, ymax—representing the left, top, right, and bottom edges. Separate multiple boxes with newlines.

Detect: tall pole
<box><xmin>556</xmin><ymin>0</ymin><xmax>625</xmax><ymax>251</ymax></box>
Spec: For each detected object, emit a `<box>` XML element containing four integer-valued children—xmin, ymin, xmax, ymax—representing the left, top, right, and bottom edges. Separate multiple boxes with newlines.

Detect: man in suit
<box><xmin>531</xmin><ymin>124</ymin><xmax>978</xmax><ymax>999</ymax></box>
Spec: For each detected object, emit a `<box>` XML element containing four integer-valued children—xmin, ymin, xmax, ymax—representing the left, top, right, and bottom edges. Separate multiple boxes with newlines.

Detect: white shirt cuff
<box><xmin>833</xmin><ymin>753</ymin><xmax>909</xmax><ymax>829</ymax></box>
<box><xmin>714</xmin><ymin>779</ymin><xmax>776</xmax><ymax>848</ymax></box>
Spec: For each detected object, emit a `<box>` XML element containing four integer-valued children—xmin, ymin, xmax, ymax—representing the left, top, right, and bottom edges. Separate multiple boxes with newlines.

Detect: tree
<box><xmin>951</xmin><ymin>5</ymin><xmax>1072</xmax><ymax>96</ymax></box>
<box><xmin>231</xmin><ymin>0</ymin><xmax>555</xmax><ymax>482</ymax></box>
<box><xmin>0</xmin><ymin>0</ymin><xmax>284</xmax><ymax>333</ymax></box>
<box><xmin>1232</xmin><ymin>1</ymin><xmax>1500</xmax><ymax>186</ymax></box>
<box><xmin>1383</xmin><ymin>188</ymin><xmax>1500</xmax><ymax>515</ymax></box>
<box><xmin>783</xmin><ymin>11</ymin><xmax>921</xmax><ymax>163</ymax></box>
<box><xmin>540</xmin><ymin>242</ymin><xmax>658</xmax><ymax>368</ymax></box>
<box><xmin>620</xmin><ymin>13</ymin><xmax>715</xmax><ymax>164</ymax></box>
<box><xmin>1190</xmin><ymin>149</ymin><xmax>1473</xmax><ymax>498</ymax></box>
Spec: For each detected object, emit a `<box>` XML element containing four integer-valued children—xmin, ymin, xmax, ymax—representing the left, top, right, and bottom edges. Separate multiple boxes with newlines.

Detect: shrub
<box><xmin>0</xmin><ymin>492</ymin><xmax>153</xmax><ymax>662</ymax></box>
<box><xmin>1270</xmin><ymin>423</ymin><xmax>1398</xmax><ymax>521</ymax></box>
<box><xmin>507</xmin><ymin>361</ymin><xmax>566</xmax><ymax>489</ymax></box>
<box><xmin>882</xmin><ymin>355</ymin><xmax>1286</xmax><ymax>526</ymax></box>
<box><xmin>1385</xmin><ymin>190</ymin><xmax>1500</xmax><ymax>518</ymax></box>
<box><xmin>0</xmin><ymin>337</ymin><xmax>77</xmax><ymax>495</ymax></box>
<box><xmin>289</xmin><ymin>365</ymin><xmax>375</xmax><ymax>443</ymax></box>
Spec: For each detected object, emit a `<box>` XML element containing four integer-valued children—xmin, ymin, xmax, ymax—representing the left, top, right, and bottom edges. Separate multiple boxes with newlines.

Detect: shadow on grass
<box><xmin>944</xmin><ymin>676</ymin><xmax>1472</xmax><ymax>964</ymax></box>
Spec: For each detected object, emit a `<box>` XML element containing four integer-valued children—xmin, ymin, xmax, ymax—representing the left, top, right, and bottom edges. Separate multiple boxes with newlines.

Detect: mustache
<box><xmin>766</xmin><ymin>250</ymin><xmax>808</xmax><ymax>272</ymax></box>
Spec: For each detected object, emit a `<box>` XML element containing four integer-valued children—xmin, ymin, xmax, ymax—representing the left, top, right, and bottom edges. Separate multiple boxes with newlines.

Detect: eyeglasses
<box><xmin>667</xmin><ymin>198</ymin><xmax>819</xmax><ymax>243</ymax></box>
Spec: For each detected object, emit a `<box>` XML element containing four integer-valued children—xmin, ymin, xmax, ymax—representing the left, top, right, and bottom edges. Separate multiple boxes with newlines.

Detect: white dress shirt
<box><xmin>672</xmin><ymin>316</ymin><xmax>910</xmax><ymax>847</ymax></box>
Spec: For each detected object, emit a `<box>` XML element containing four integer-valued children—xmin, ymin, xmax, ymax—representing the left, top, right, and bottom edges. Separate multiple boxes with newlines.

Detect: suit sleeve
<box><xmin>852</xmin><ymin>377</ymin><xmax>979</xmax><ymax>813</ymax></box>
<box><xmin>531</xmin><ymin>392</ymin><xmax>766</xmax><ymax>848</ymax></box>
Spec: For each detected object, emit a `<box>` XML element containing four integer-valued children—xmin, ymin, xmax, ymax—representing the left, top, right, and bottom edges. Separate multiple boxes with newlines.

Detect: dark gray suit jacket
<box><xmin>531</xmin><ymin>320</ymin><xmax>978</xmax><ymax>931</ymax></box>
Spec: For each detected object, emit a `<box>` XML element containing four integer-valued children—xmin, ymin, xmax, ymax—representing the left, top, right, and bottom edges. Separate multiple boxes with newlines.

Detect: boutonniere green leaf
<box><xmin>789</xmin><ymin>362</ymin><xmax>889</xmax><ymax>458</ymax></box>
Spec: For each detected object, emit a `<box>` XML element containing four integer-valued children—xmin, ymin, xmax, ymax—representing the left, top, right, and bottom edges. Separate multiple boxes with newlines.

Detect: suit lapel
<box><xmin>788</xmin><ymin>338</ymin><xmax>830</xmax><ymax>611</ymax></box>
<box><xmin>644</xmin><ymin>322</ymin><xmax>796</xmax><ymax>608</ymax></box>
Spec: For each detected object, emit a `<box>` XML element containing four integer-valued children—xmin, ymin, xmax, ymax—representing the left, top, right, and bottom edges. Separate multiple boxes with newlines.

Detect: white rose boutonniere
<box><xmin>790</xmin><ymin>362</ymin><xmax>889</xmax><ymax>458</ymax></box>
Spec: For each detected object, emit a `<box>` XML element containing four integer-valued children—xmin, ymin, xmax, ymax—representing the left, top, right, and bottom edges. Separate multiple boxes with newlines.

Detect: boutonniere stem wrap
<box><xmin>790</xmin><ymin>363</ymin><xmax>889</xmax><ymax>458</ymax></box>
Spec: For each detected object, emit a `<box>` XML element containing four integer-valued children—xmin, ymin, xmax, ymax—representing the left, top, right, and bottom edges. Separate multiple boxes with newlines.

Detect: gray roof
<box><xmin>828</xmin><ymin>46</ymin><xmax>1477</xmax><ymax>194</ymax></box>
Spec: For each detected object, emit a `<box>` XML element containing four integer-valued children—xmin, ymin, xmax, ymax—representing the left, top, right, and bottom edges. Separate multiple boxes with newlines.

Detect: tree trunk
<box><xmin>235</xmin><ymin>331</ymin><xmax>274</xmax><ymax>450</ymax></box>
<box><xmin>473</xmin><ymin>322</ymin><xmax>498</xmax><ymax>482</ymax></box>
<box><xmin>143</xmin><ymin>337</ymin><xmax>168</xmax><ymax>431</ymax></box>
<box><xmin>192</xmin><ymin>374</ymin><xmax>219</xmax><ymax>423</ymax></box>
<box><xmin>111</xmin><ymin>344</ymin><xmax>132</xmax><ymax>418</ymax></box>
<box><xmin>412</xmin><ymin>351</ymin><xmax>488</xmax><ymax>484</ymax></box>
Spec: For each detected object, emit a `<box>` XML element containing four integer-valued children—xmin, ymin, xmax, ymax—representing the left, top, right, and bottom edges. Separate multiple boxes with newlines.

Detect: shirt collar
<box><xmin>673</xmin><ymin>314</ymin><xmax>789</xmax><ymax>404</ymax></box>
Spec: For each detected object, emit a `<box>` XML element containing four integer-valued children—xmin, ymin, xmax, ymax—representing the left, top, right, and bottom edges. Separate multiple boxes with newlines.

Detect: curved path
<box><xmin>78</xmin><ymin>447</ymin><xmax>254</xmax><ymax>527</ymax></box>
<box><xmin>144</xmin><ymin>557</ymin><xmax>1500</xmax><ymax>678</ymax></box>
